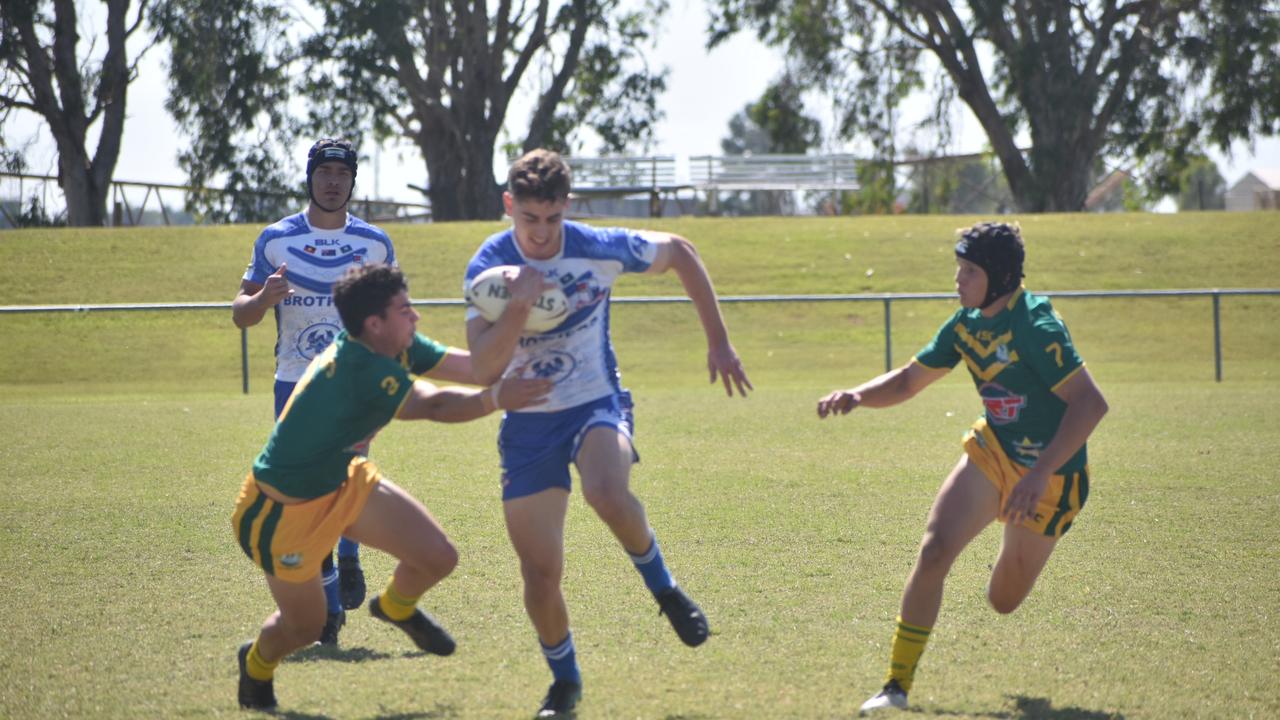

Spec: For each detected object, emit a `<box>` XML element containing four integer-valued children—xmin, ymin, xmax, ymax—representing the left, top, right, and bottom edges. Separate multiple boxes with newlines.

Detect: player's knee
<box><xmin>986</xmin><ymin>585</ymin><xmax>1025</xmax><ymax>614</ymax></box>
<box><xmin>582</xmin><ymin>482</ymin><xmax>635</xmax><ymax>525</ymax></box>
<box><xmin>519</xmin><ymin>557</ymin><xmax>563</xmax><ymax>592</ymax></box>
<box><xmin>916</xmin><ymin>532</ymin><xmax>956</xmax><ymax>574</ymax></box>
<box><xmin>419</xmin><ymin>537</ymin><xmax>458</xmax><ymax>580</ymax></box>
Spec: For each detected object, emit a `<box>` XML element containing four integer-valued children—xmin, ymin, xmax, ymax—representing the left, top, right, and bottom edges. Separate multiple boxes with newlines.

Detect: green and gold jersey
<box><xmin>252</xmin><ymin>330</ymin><xmax>448</xmax><ymax>499</ymax></box>
<box><xmin>915</xmin><ymin>288</ymin><xmax>1087</xmax><ymax>473</ymax></box>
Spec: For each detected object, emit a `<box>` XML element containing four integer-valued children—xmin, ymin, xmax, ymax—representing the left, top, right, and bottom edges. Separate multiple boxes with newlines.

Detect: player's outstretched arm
<box><xmin>817</xmin><ymin>360</ymin><xmax>949</xmax><ymax>418</ymax></box>
<box><xmin>1002</xmin><ymin>367</ymin><xmax>1108</xmax><ymax>525</ymax></box>
<box><xmin>644</xmin><ymin>232</ymin><xmax>752</xmax><ymax>397</ymax></box>
<box><xmin>422</xmin><ymin>348</ymin><xmax>477</xmax><ymax>385</ymax></box>
<box><xmin>233</xmin><ymin>263</ymin><xmax>293</xmax><ymax>328</ymax></box>
<box><xmin>397</xmin><ymin>376</ymin><xmax>553</xmax><ymax>422</ymax></box>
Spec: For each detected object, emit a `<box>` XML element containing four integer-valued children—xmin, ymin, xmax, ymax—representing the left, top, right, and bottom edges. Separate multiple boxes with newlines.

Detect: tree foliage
<box><xmin>717</xmin><ymin>75</ymin><xmax>821</xmax><ymax>214</ymax></box>
<box><xmin>158</xmin><ymin>0</ymin><xmax>668</xmax><ymax>221</ymax></box>
<box><xmin>1175</xmin><ymin>154</ymin><xmax>1226</xmax><ymax>211</ymax></box>
<box><xmin>302</xmin><ymin>0</ymin><xmax>667</xmax><ymax>220</ymax></box>
<box><xmin>1</xmin><ymin>0</ymin><xmax>153</xmax><ymax>226</ymax></box>
<box><xmin>708</xmin><ymin>0</ymin><xmax>1280</xmax><ymax>213</ymax></box>
<box><xmin>152</xmin><ymin>0</ymin><xmax>302</xmax><ymax>223</ymax></box>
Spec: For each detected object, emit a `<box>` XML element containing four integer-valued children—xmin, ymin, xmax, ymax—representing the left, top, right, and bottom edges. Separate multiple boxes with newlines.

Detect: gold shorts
<box><xmin>963</xmin><ymin>419</ymin><xmax>1088</xmax><ymax>538</ymax></box>
<box><xmin>231</xmin><ymin>457</ymin><xmax>382</xmax><ymax>582</ymax></box>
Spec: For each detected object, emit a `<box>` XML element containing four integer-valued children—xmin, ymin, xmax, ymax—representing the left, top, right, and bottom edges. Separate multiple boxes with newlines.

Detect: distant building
<box><xmin>1225</xmin><ymin>169</ymin><xmax>1280</xmax><ymax>211</ymax></box>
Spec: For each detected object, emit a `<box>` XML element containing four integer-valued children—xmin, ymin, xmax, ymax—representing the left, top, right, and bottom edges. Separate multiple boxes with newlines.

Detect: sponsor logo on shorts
<box><xmin>297</xmin><ymin>322</ymin><xmax>341</xmax><ymax>359</ymax></box>
<box><xmin>979</xmin><ymin>382</ymin><xmax>1026</xmax><ymax>424</ymax></box>
<box><xmin>280</xmin><ymin>553</ymin><xmax>303</xmax><ymax>569</ymax></box>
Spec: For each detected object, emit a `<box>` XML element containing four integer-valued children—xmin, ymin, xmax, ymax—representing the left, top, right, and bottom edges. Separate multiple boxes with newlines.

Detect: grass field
<box><xmin>1</xmin><ymin>213</ymin><xmax>1278</xmax><ymax>719</ymax></box>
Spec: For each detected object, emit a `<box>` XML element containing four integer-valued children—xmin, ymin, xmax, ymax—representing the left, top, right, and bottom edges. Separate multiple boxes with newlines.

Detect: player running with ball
<box><xmin>464</xmin><ymin>149</ymin><xmax>752</xmax><ymax>717</ymax></box>
<box><xmin>817</xmin><ymin>222</ymin><xmax>1108</xmax><ymax>713</ymax></box>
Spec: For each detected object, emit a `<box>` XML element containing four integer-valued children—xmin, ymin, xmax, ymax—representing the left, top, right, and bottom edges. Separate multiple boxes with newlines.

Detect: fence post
<box><xmin>1213</xmin><ymin>292</ymin><xmax>1222</xmax><ymax>382</ymax></box>
<box><xmin>241</xmin><ymin>326</ymin><xmax>250</xmax><ymax>394</ymax></box>
<box><xmin>883</xmin><ymin>297</ymin><xmax>893</xmax><ymax>372</ymax></box>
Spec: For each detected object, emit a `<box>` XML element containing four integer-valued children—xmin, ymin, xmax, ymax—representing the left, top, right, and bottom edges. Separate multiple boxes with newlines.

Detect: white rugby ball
<box><xmin>467</xmin><ymin>265</ymin><xmax>570</xmax><ymax>332</ymax></box>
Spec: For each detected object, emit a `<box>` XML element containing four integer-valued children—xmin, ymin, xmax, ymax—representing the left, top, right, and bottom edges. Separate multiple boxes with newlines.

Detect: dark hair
<box><xmin>508</xmin><ymin>148</ymin><xmax>572</xmax><ymax>202</ymax></box>
<box><xmin>954</xmin><ymin>221</ymin><xmax>1026</xmax><ymax>308</ymax></box>
<box><xmin>333</xmin><ymin>264</ymin><xmax>407</xmax><ymax>337</ymax></box>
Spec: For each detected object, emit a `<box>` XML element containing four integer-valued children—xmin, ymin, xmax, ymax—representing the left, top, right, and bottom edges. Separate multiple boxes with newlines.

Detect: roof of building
<box><xmin>1235</xmin><ymin>168</ymin><xmax>1280</xmax><ymax>190</ymax></box>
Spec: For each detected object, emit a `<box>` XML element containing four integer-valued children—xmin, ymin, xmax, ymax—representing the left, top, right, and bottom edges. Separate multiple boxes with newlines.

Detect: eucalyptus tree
<box><xmin>1</xmin><ymin>0</ymin><xmax>153</xmax><ymax>226</ymax></box>
<box><xmin>160</xmin><ymin>0</ymin><xmax>668</xmax><ymax>221</ymax></box>
<box><xmin>708</xmin><ymin>0</ymin><xmax>1280</xmax><ymax>212</ymax></box>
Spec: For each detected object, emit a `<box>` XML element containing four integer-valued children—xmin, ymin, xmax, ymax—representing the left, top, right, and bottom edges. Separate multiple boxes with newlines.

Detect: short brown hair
<box><xmin>508</xmin><ymin>149</ymin><xmax>572</xmax><ymax>202</ymax></box>
<box><xmin>333</xmin><ymin>263</ymin><xmax>407</xmax><ymax>337</ymax></box>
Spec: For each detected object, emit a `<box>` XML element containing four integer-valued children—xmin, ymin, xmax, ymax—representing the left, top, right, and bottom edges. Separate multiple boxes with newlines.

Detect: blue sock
<box><xmin>541</xmin><ymin>632</ymin><xmax>581</xmax><ymax>684</ymax></box>
<box><xmin>322</xmin><ymin>566</ymin><xmax>341</xmax><ymax>613</ymax></box>
<box><xmin>629</xmin><ymin>533</ymin><xmax>675</xmax><ymax>595</ymax></box>
<box><xmin>337</xmin><ymin>537</ymin><xmax>360</xmax><ymax>561</ymax></box>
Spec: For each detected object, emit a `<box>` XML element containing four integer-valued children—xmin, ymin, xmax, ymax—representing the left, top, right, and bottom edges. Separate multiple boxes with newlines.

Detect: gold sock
<box><xmin>378</xmin><ymin>575</ymin><xmax>421</xmax><ymax>621</ymax></box>
<box><xmin>886</xmin><ymin>615</ymin><xmax>932</xmax><ymax>692</ymax></box>
<box><xmin>245</xmin><ymin>639</ymin><xmax>279</xmax><ymax>681</ymax></box>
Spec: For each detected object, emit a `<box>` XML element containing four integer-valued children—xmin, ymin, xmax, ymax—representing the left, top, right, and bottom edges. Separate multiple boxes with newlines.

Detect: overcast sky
<box><xmin>6</xmin><ymin>0</ymin><xmax>1279</xmax><ymax>205</ymax></box>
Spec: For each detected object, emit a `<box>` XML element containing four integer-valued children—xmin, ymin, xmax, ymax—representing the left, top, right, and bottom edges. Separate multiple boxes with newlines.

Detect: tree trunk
<box><xmin>419</xmin><ymin>131</ymin><xmax>503</xmax><ymax>221</ymax></box>
<box><xmin>57</xmin><ymin>150</ymin><xmax>110</xmax><ymax>226</ymax></box>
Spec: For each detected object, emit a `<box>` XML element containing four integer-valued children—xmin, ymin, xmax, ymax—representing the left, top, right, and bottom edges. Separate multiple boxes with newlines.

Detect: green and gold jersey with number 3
<box><xmin>915</xmin><ymin>288</ymin><xmax>1087</xmax><ymax>473</ymax></box>
<box><xmin>251</xmin><ymin>330</ymin><xmax>448</xmax><ymax>499</ymax></box>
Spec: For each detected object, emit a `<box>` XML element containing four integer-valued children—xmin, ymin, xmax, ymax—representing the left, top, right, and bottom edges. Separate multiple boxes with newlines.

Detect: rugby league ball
<box><xmin>466</xmin><ymin>265</ymin><xmax>570</xmax><ymax>332</ymax></box>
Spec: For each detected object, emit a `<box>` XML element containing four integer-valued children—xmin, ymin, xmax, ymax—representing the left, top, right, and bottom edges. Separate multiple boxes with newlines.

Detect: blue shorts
<box><xmin>498</xmin><ymin>392</ymin><xmax>638</xmax><ymax>500</ymax></box>
<box><xmin>273</xmin><ymin>380</ymin><xmax>296</xmax><ymax>419</ymax></box>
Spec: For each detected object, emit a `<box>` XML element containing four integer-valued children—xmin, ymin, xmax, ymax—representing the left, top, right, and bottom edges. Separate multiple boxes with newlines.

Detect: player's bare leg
<box><xmin>345</xmin><ymin>479</ymin><xmax>458</xmax><ymax>595</ymax></box>
<box><xmin>900</xmin><ymin>456</ymin><xmax>1000</xmax><ymax>627</ymax></box>
<box><xmin>259</xmin><ymin>574</ymin><xmax>328</xmax><ymax>662</ymax></box>
<box><xmin>575</xmin><ymin>427</ymin><xmax>651</xmax><ymax>553</ymax></box>
<box><xmin>238</xmin><ymin>573</ymin><xmax>325</xmax><ymax>710</ymax></box>
<box><xmin>504</xmin><ymin>488</ymin><xmax>572</xmax><ymax>644</ymax></box>
<box><xmin>577</xmin><ymin>425</ymin><xmax>709</xmax><ymax>647</ymax></box>
<box><xmin>863</xmin><ymin>456</ymin><xmax>998</xmax><ymax>713</ymax></box>
<box><xmin>504</xmin><ymin>488</ymin><xmax>580</xmax><ymax>716</ymax></box>
<box><xmin>986</xmin><ymin>522</ymin><xmax>1057</xmax><ymax>614</ymax></box>
<box><xmin>344</xmin><ymin>479</ymin><xmax>459</xmax><ymax>654</ymax></box>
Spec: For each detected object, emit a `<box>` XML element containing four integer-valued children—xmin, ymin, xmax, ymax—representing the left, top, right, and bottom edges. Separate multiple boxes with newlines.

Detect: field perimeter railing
<box><xmin>3</xmin><ymin>289</ymin><xmax>1276</xmax><ymax>392</ymax></box>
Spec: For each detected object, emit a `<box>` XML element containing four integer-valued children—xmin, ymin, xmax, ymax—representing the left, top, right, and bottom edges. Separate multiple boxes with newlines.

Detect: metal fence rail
<box><xmin>3</xmin><ymin>289</ymin><xmax>1277</xmax><ymax>391</ymax></box>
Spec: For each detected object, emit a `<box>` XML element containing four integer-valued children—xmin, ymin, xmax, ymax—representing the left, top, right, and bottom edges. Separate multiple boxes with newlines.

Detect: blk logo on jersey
<box><xmin>979</xmin><ymin>382</ymin><xmax>1027</xmax><ymax>424</ymax></box>
<box><xmin>297</xmin><ymin>322</ymin><xmax>341</xmax><ymax>359</ymax></box>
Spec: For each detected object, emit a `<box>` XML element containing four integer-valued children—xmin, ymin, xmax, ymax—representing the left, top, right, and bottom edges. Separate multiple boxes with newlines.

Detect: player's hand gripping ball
<box><xmin>466</xmin><ymin>265</ymin><xmax>570</xmax><ymax>333</ymax></box>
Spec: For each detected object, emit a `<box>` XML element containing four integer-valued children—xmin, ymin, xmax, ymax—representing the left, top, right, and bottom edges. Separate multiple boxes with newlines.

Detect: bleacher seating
<box><xmin>690</xmin><ymin>154</ymin><xmax>861</xmax><ymax>191</ymax></box>
<box><xmin>565</xmin><ymin>156</ymin><xmax>680</xmax><ymax>193</ymax></box>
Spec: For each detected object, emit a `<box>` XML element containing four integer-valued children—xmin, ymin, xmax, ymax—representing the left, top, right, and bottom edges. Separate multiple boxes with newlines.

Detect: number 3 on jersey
<box><xmin>381</xmin><ymin>376</ymin><xmax>400</xmax><ymax>396</ymax></box>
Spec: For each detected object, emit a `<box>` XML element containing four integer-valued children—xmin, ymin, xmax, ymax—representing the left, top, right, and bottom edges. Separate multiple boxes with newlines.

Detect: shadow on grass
<box><xmin>287</xmin><ymin>644</ymin><xmax>396</xmax><ymax>664</ymax></box>
<box><xmin>914</xmin><ymin>695</ymin><xmax>1122</xmax><ymax>719</ymax></box>
<box><xmin>1005</xmin><ymin>695</ymin><xmax>1123</xmax><ymax>720</ymax></box>
<box><xmin>263</xmin><ymin>708</ymin><xmax>458</xmax><ymax>720</ymax></box>
<box><xmin>359</xmin><ymin>707</ymin><xmax>459</xmax><ymax>720</ymax></box>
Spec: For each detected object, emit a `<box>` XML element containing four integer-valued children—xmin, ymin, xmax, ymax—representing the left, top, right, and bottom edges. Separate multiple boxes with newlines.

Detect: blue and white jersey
<box><xmin>464</xmin><ymin>220</ymin><xmax>658</xmax><ymax>412</ymax></box>
<box><xmin>243</xmin><ymin>211</ymin><xmax>396</xmax><ymax>382</ymax></box>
